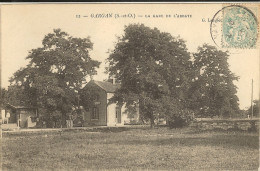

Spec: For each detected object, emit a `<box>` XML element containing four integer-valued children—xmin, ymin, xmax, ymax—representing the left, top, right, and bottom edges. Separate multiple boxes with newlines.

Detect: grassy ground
<box><xmin>1</xmin><ymin>127</ymin><xmax>259</xmax><ymax>170</ymax></box>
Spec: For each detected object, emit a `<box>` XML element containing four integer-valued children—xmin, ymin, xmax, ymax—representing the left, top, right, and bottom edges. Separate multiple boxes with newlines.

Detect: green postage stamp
<box><xmin>221</xmin><ymin>5</ymin><xmax>258</xmax><ymax>49</ymax></box>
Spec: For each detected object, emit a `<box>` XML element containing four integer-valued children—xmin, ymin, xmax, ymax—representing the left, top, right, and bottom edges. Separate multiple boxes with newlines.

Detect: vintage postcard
<box><xmin>1</xmin><ymin>3</ymin><xmax>259</xmax><ymax>170</ymax></box>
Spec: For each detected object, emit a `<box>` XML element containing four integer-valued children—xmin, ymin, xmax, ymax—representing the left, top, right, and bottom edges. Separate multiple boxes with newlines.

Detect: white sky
<box><xmin>1</xmin><ymin>4</ymin><xmax>259</xmax><ymax>109</ymax></box>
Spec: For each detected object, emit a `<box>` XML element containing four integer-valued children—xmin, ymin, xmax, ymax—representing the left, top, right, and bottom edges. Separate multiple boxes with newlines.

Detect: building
<box><xmin>2</xmin><ymin>104</ymin><xmax>38</xmax><ymax>128</ymax></box>
<box><xmin>80</xmin><ymin>80</ymin><xmax>139</xmax><ymax>126</ymax></box>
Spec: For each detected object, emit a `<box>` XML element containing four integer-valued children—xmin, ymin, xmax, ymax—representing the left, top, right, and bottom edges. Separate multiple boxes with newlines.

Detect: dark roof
<box><xmin>89</xmin><ymin>80</ymin><xmax>120</xmax><ymax>93</ymax></box>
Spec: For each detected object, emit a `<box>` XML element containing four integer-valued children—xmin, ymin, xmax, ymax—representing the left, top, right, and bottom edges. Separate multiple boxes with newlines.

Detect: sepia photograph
<box><xmin>0</xmin><ymin>3</ymin><xmax>259</xmax><ymax>170</ymax></box>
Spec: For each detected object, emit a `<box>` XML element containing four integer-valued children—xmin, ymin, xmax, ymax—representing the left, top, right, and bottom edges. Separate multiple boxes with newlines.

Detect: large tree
<box><xmin>107</xmin><ymin>24</ymin><xmax>192</xmax><ymax>127</ymax></box>
<box><xmin>10</xmin><ymin>29</ymin><xmax>100</xmax><ymax>127</ymax></box>
<box><xmin>190</xmin><ymin>44</ymin><xmax>240</xmax><ymax>118</ymax></box>
<box><xmin>0</xmin><ymin>86</ymin><xmax>32</xmax><ymax>108</ymax></box>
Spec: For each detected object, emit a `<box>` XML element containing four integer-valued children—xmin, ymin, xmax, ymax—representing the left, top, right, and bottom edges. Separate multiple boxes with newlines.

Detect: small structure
<box><xmin>3</xmin><ymin>104</ymin><xmax>38</xmax><ymax>128</ymax></box>
<box><xmin>81</xmin><ymin>80</ymin><xmax>139</xmax><ymax>126</ymax></box>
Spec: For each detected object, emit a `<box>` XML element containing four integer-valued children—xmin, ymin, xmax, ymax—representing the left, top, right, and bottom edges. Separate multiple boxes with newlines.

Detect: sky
<box><xmin>1</xmin><ymin>4</ymin><xmax>259</xmax><ymax>110</ymax></box>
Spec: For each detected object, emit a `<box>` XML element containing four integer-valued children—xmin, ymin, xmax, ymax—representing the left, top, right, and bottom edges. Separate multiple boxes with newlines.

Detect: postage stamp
<box><xmin>210</xmin><ymin>5</ymin><xmax>259</xmax><ymax>49</ymax></box>
<box><xmin>222</xmin><ymin>5</ymin><xmax>258</xmax><ymax>49</ymax></box>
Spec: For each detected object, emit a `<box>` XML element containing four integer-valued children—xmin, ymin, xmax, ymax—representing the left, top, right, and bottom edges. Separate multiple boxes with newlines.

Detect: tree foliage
<box><xmin>0</xmin><ymin>86</ymin><xmax>32</xmax><ymax>107</ymax></box>
<box><xmin>108</xmin><ymin>24</ymin><xmax>241</xmax><ymax>127</ymax></box>
<box><xmin>190</xmin><ymin>44</ymin><xmax>240</xmax><ymax>118</ymax></box>
<box><xmin>0</xmin><ymin>88</ymin><xmax>8</xmax><ymax>108</ymax></box>
<box><xmin>247</xmin><ymin>100</ymin><xmax>259</xmax><ymax>117</ymax></box>
<box><xmin>10</xmin><ymin>29</ymin><xmax>100</xmax><ymax>127</ymax></box>
<box><xmin>107</xmin><ymin>24</ymin><xmax>192</xmax><ymax>127</ymax></box>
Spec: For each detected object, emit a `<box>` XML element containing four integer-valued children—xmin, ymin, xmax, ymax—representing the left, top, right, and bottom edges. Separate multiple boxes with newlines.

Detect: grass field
<box><xmin>1</xmin><ymin>127</ymin><xmax>259</xmax><ymax>170</ymax></box>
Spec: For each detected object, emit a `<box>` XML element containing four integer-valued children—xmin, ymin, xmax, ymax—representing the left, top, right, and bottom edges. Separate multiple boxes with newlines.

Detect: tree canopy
<box><xmin>108</xmin><ymin>24</ymin><xmax>241</xmax><ymax>127</ymax></box>
<box><xmin>9</xmin><ymin>29</ymin><xmax>100</xmax><ymax>127</ymax></box>
<box><xmin>107</xmin><ymin>24</ymin><xmax>193</xmax><ymax>127</ymax></box>
<box><xmin>190</xmin><ymin>44</ymin><xmax>240</xmax><ymax>118</ymax></box>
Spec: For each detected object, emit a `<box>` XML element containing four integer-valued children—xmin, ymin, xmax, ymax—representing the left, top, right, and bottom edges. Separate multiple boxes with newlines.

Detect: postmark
<box><xmin>210</xmin><ymin>5</ymin><xmax>258</xmax><ymax>49</ymax></box>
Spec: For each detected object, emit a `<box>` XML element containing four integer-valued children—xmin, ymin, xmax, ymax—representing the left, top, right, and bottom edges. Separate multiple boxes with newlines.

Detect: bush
<box><xmin>168</xmin><ymin>117</ymin><xmax>187</xmax><ymax>128</ymax></box>
<box><xmin>168</xmin><ymin>112</ymin><xmax>194</xmax><ymax>129</ymax></box>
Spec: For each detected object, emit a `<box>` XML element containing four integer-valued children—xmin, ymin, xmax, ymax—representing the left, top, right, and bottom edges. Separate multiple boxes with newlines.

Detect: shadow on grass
<box><xmin>185</xmin><ymin>127</ymin><xmax>258</xmax><ymax>134</ymax></box>
<box><xmin>3</xmin><ymin>127</ymin><xmax>133</xmax><ymax>138</ymax></box>
<box><xmin>63</xmin><ymin>127</ymin><xmax>132</xmax><ymax>133</ymax></box>
<box><xmin>109</xmin><ymin>133</ymin><xmax>259</xmax><ymax>150</ymax></box>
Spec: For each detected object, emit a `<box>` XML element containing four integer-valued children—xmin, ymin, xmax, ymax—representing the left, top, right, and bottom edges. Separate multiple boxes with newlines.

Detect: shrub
<box><xmin>167</xmin><ymin>111</ymin><xmax>194</xmax><ymax>129</ymax></box>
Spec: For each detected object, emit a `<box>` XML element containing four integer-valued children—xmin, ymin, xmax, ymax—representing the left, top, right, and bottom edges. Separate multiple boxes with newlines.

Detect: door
<box><xmin>115</xmin><ymin>106</ymin><xmax>121</xmax><ymax>124</ymax></box>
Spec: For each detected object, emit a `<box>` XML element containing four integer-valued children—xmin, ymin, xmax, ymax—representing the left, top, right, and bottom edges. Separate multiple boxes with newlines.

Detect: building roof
<box><xmin>90</xmin><ymin>80</ymin><xmax>120</xmax><ymax>93</ymax></box>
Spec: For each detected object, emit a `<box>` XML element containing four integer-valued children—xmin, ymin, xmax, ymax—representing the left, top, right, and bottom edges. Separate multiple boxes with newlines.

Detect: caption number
<box><xmin>76</xmin><ymin>15</ymin><xmax>81</xmax><ymax>18</ymax></box>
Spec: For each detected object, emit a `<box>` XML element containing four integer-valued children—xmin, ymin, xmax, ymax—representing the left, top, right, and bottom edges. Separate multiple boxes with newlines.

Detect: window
<box><xmin>92</xmin><ymin>107</ymin><xmax>99</xmax><ymax>120</ymax></box>
<box><xmin>116</xmin><ymin>106</ymin><xmax>121</xmax><ymax>123</ymax></box>
<box><xmin>93</xmin><ymin>94</ymin><xmax>99</xmax><ymax>101</ymax></box>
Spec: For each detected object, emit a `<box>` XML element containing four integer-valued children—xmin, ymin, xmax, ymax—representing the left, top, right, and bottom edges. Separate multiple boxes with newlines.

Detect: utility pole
<box><xmin>251</xmin><ymin>79</ymin><xmax>254</xmax><ymax>118</ymax></box>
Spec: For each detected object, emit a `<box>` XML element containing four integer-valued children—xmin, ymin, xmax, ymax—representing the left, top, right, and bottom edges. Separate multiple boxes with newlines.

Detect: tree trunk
<box><xmin>61</xmin><ymin>112</ymin><xmax>67</xmax><ymax>128</ymax></box>
<box><xmin>150</xmin><ymin>114</ymin><xmax>155</xmax><ymax>128</ymax></box>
